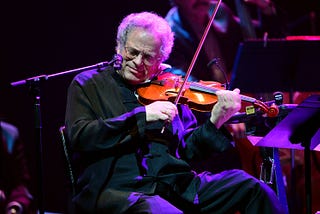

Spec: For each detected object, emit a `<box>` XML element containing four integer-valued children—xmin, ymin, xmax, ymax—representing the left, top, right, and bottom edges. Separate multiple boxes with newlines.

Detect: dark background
<box><xmin>1</xmin><ymin>0</ymin><xmax>319</xmax><ymax>213</ymax></box>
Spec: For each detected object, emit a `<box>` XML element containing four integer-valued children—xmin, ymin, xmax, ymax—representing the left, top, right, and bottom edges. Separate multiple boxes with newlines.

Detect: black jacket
<box><xmin>65</xmin><ymin>66</ymin><xmax>233</xmax><ymax>212</ymax></box>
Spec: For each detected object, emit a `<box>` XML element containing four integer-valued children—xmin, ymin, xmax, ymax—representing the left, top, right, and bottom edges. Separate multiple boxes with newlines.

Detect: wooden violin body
<box><xmin>137</xmin><ymin>72</ymin><xmax>279</xmax><ymax>117</ymax></box>
<box><xmin>137</xmin><ymin>72</ymin><xmax>223</xmax><ymax>112</ymax></box>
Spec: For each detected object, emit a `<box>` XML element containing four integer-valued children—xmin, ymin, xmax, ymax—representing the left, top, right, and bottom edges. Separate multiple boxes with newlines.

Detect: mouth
<box><xmin>128</xmin><ymin>66</ymin><xmax>146</xmax><ymax>79</ymax></box>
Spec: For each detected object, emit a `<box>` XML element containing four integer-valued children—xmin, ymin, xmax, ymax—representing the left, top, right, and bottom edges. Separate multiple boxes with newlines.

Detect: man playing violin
<box><xmin>65</xmin><ymin>11</ymin><xmax>285</xmax><ymax>213</ymax></box>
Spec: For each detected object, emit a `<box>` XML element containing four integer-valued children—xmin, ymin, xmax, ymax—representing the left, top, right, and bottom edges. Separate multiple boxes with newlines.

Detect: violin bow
<box><xmin>161</xmin><ymin>0</ymin><xmax>222</xmax><ymax>133</ymax></box>
<box><xmin>173</xmin><ymin>0</ymin><xmax>222</xmax><ymax>106</ymax></box>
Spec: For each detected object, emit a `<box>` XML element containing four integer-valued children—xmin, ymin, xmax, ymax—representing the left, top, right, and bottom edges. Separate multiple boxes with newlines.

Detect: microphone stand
<box><xmin>10</xmin><ymin>55</ymin><xmax>120</xmax><ymax>214</ymax></box>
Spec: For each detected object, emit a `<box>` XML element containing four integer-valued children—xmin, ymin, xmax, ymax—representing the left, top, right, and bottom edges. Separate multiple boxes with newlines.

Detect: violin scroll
<box><xmin>253</xmin><ymin>99</ymin><xmax>279</xmax><ymax>117</ymax></box>
<box><xmin>266</xmin><ymin>103</ymin><xmax>280</xmax><ymax>117</ymax></box>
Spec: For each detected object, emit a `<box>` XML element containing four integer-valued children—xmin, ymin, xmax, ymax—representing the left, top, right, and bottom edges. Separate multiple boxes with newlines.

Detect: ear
<box><xmin>115</xmin><ymin>43</ymin><xmax>121</xmax><ymax>54</ymax></box>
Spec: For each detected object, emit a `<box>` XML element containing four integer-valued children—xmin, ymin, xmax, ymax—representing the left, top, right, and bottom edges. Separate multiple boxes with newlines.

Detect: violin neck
<box><xmin>240</xmin><ymin>94</ymin><xmax>257</xmax><ymax>103</ymax></box>
<box><xmin>189</xmin><ymin>82</ymin><xmax>257</xmax><ymax>103</ymax></box>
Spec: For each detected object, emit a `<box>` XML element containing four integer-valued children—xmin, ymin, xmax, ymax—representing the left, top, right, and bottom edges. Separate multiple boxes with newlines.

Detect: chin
<box><xmin>126</xmin><ymin>74</ymin><xmax>146</xmax><ymax>85</ymax></box>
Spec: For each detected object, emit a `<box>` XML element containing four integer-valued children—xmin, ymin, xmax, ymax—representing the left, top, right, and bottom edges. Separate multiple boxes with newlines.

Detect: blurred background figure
<box><xmin>165</xmin><ymin>0</ymin><xmax>285</xmax><ymax>84</ymax></box>
<box><xmin>164</xmin><ymin>0</ymin><xmax>285</xmax><ymax>178</ymax></box>
<box><xmin>0</xmin><ymin>120</ymin><xmax>34</xmax><ymax>214</ymax></box>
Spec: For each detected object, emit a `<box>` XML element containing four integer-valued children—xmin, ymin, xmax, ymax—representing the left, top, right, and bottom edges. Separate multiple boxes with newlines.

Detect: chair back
<box><xmin>59</xmin><ymin>126</ymin><xmax>76</xmax><ymax>196</ymax></box>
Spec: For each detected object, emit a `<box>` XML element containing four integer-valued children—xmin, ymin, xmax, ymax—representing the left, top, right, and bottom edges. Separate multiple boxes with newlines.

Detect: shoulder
<box><xmin>1</xmin><ymin>121</ymin><xmax>19</xmax><ymax>153</ymax></box>
<box><xmin>165</xmin><ymin>7</ymin><xmax>194</xmax><ymax>44</ymax></box>
<box><xmin>165</xmin><ymin>6</ymin><xmax>186</xmax><ymax>35</ymax></box>
<box><xmin>72</xmin><ymin>66</ymin><xmax>114</xmax><ymax>87</ymax></box>
<box><xmin>165</xmin><ymin>6</ymin><xmax>179</xmax><ymax>25</ymax></box>
<box><xmin>1</xmin><ymin>121</ymin><xmax>19</xmax><ymax>141</ymax></box>
<box><xmin>73</xmin><ymin>68</ymin><xmax>100</xmax><ymax>85</ymax></box>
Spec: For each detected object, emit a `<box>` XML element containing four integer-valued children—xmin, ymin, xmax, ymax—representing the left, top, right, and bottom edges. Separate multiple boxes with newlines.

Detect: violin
<box><xmin>136</xmin><ymin>72</ymin><xmax>279</xmax><ymax>117</ymax></box>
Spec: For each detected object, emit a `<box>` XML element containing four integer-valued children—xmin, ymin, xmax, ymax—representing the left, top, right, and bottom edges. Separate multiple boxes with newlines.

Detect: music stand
<box><xmin>230</xmin><ymin>39</ymin><xmax>320</xmax><ymax>94</ymax></box>
<box><xmin>229</xmin><ymin>39</ymin><xmax>320</xmax><ymax>214</ymax></box>
<box><xmin>257</xmin><ymin>94</ymin><xmax>320</xmax><ymax>214</ymax></box>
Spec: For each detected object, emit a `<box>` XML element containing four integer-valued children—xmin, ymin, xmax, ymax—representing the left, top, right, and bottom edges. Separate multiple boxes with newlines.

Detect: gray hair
<box><xmin>116</xmin><ymin>12</ymin><xmax>174</xmax><ymax>62</ymax></box>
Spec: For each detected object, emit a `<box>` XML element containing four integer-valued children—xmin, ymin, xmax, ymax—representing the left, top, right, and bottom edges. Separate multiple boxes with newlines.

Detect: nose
<box><xmin>132</xmin><ymin>53</ymin><xmax>144</xmax><ymax>66</ymax></box>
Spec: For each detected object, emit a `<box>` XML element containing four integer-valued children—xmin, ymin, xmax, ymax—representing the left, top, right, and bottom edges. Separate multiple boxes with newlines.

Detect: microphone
<box><xmin>207</xmin><ymin>58</ymin><xmax>218</xmax><ymax>68</ymax></box>
<box><xmin>207</xmin><ymin>57</ymin><xmax>230</xmax><ymax>89</ymax></box>
<box><xmin>11</xmin><ymin>54</ymin><xmax>124</xmax><ymax>87</ymax></box>
<box><xmin>96</xmin><ymin>54</ymin><xmax>123</xmax><ymax>71</ymax></box>
<box><xmin>112</xmin><ymin>54</ymin><xmax>123</xmax><ymax>70</ymax></box>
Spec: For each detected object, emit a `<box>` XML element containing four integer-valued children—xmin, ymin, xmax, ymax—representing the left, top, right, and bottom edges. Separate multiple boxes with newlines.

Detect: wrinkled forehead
<box><xmin>125</xmin><ymin>28</ymin><xmax>162</xmax><ymax>53</ymax></box>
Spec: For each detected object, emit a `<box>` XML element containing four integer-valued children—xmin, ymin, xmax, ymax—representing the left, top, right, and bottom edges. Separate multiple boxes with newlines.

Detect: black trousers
<box><xmin>97</xmin><ymin>169</ymin><xmax>286</xmax><ymax>214</ymax></box>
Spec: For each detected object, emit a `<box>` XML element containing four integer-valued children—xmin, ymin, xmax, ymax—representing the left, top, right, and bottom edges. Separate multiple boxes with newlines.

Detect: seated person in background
<box><xmin>165</xmin><ymin>0</ymin><xmax>285</xmax><ymax>83</ymax></box>
<box><xmin>65</xmin><ymin>11</ymin><xmax>285</xmax><ymax>213</ymax></box>
<box><xmin>0</xmin><ymin>120</ymin><xmax>33</xmax><ymax>214</ymax></box>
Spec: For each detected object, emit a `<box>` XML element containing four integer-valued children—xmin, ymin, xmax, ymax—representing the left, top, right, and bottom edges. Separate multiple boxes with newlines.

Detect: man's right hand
<box><xmin>145</xmin><ymin>101</ymin><xmax>178</xmax><ymax>123</ymax></box>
